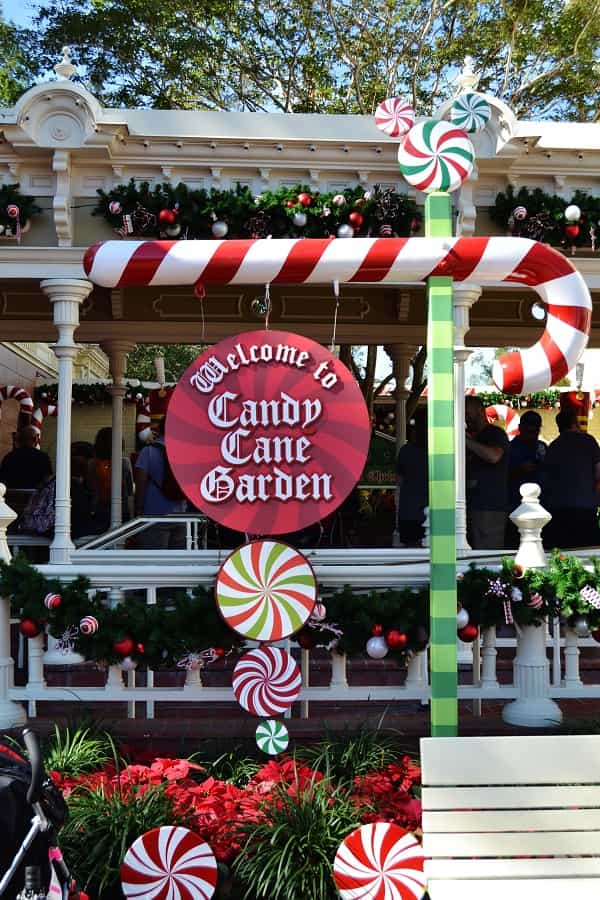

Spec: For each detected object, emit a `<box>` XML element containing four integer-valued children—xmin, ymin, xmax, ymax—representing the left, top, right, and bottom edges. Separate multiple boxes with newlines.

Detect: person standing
<box><xmin>134</xmin><ymin>417</ymin><xmax>187</xmax><ymax>548</ymax></box>
<box><xmin>505</xmin><ymin>410</ymin><xmax>546</xmax><ymax>548</ymax></box>
<box><xmin>0</xmin><ymin>426</ymin><xmax>52</xmax><ymax>490</ymax></box>
<box><xmin>542</xmin><ymin>409</ymin><xmax>600</xmax><ymax>549</ymax></box>
<box><xmin>465</xmin><ymin>396</ymin><xmax>509</xmax><ymax>549</ymax></box>
<box><xmin>396</xmin><ymin>407</ymin><xmax>428</xmax><ymax>546</ymax></box>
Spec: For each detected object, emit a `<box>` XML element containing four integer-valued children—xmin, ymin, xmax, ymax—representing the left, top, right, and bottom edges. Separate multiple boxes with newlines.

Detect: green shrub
<box><xmin>233</xmin><ymin>778</ymin><xmax>363</xmax><ymax>900</ymax></box>
<box><xmin>43</xmin><ymin>725</ymin><xmax>114</xmax><ymax>777</ymax></box>
<box><xmin>296</xmin><ymin>728</ymin><xmax>402</xmax><ymax>782</ymax></box>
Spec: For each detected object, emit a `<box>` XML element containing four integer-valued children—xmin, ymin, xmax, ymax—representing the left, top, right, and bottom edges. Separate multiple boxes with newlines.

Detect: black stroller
<box><xmin>0</xmin><ymin>729</ymin><xmax>86</xmax><ymax>900</ymax></box>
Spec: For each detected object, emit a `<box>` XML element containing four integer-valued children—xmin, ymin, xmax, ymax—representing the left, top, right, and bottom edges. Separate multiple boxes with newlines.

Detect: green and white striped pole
<box><xmin>425</xmin><ymin>191</ymin><xmax>457</xmax><ymax>736</ymax></box>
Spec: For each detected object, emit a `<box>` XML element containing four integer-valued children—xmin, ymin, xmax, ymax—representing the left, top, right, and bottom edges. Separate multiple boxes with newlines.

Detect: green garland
<box><xmin>475</xmin><ymin>389</ymin><xmax>561</xmax><ymax>410</ymax></box>
<box><xmin>94</xmin><ymin>180</ymin><xmax>421</xmax><ymax>240</ymax></box>
<box><xmin>4</xmin><ymin>553</ymin><xmax>600</xmax><ymax>670</ymax></box>
<box><xmin>0</xmin><ymin>183</ymin><xmax>41</xmax><ymax>232</ymax></box>
<box><xmin>491</xmin><ymin>186</ymin><xmax>599</xmax><ymax>249</ymax></box>
<box><xmin>34</xmin><ymin>382</ymin><xmax>144</xmax><ymax>406</ymax></box>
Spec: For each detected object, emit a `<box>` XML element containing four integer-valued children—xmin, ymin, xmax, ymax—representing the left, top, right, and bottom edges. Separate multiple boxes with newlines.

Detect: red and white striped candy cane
<box><xmin>485</xmin><ymin>404</ymin><xmax>520</xmax><ymax>440</ymax></box>
<box><xmin>136</xmin><ymin>398</ymin><xmax>153</xmax><ymax>443</ymax></box>
<box><xmin>0</xmin><ymin>385</ymin><xmax>34</xmax><ymax>418</ymax></box>
<box><xmin>84</xmin><ymin>237</ymin><xmax>592</xmax><ymax>395</ymax></box>
<box><xmin>31</xmin><ymin>405</ymin><xmax>58</xmax><ymax>445</ymax></box>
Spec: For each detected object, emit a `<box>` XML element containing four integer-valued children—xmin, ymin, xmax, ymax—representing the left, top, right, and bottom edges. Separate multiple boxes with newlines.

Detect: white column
<box><xmin>453</xmin><ymin>284</ymin><xmax>481</xmax><ymax>553</ymax></box>
<box><xmin>480</xmin><ymin>626</ymin><xmax>499</xmax><ymax>689</ymax></box>
<box><xmin>562</xmin><ymin>627</ymin><xmax>582</xmax><ymax>689</ymax></box>
<box><xmin>502</xmin><ymin>483</ymin><xmax>562</xmax><ymax>727</ymax></box>
<box><xmin>384</xmin><ymin>344</ymin><xmax>415</xmax><ymax>547</ymax></box>
<box><xmin>41</xmin><ymin>279</ymin><xmax>93</xmax><ymax>564</ymax></box>
<box><xmin>0</xmin><ymin>485</ymin><xmax>26</xmax><ymax>727</ymax></box>
<box><xmin>101</xmin><ymin>341</ymin><xmax>135</xmax><ymax>530</ymax></box>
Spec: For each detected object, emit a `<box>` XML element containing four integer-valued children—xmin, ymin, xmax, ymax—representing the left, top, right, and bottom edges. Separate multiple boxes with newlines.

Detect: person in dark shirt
<box><xmin>542</xmin><ymin>409</ymin><xmax>600</xmax><ymax>549</ymax></box>
<box><xmin>0</xmin><ymin>426</ymin><xmax>52</xmax><ymax>489</ymax></box>
<box><xmin>465</xmin><ymin>396</ymin><xmax>509</xmax><ymax>549</ymax></box>
<box><xmin>396</xmin><ymin>407</ymin><xmax>428</xmax><ymax>546</ymax></box>
<box><xmin>506</xmin><ymin>410</ymin><xmax>546</xmax><ymax>548</ymax></box>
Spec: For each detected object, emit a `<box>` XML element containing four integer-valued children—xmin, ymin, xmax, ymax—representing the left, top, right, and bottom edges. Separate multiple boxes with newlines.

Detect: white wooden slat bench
<box><xmin>420</xmin><ymin>735</ymin><xmax>600</xmax><ymax>900</ymax></box>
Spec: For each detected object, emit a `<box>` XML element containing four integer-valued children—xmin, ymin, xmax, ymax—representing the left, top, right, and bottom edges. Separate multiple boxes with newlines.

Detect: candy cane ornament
<box><xmin>85</xmin><ymin>237</ymin><xmax>592</xmax><ymax>395</ymax></box>
<box><xmin>31</xmin><ymin>405</ymin><xmax>58</xmax><ymax>445</ymax></box>
<box><xmin>485</xmin><ymin>404</ymin><xmax>520</xmax><ymax>440</ymax></box>
<box><xmin>136</xmin><ymin>398</ymin><xmax>153</xmax><ymax>443</ymax></box>
<box><xmin>0</xmin><ymin>385</ymin><xmax>34</xmax><ymax>420</ymax></box>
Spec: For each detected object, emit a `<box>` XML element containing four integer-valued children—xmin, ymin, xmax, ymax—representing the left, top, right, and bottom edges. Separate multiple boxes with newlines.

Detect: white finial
<box><xmin>54</xmin><ymin>46</ymin><xmax>76</xmax><ymax>81</ymax></box>
<box><xmin>455</xmin><ymin>55</ymin><xmax>480</xmax><ymax>94</ymax></box>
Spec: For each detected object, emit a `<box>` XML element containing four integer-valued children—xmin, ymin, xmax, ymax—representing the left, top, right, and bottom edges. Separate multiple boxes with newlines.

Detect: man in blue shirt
<box><xmin>134</xmin><ymin>418</ymin><xmax>187</xmax><ymax>548</ymax></box>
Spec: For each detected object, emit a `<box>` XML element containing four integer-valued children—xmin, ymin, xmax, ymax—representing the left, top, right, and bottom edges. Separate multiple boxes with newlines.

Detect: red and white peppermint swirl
<box><xmin>374</xmin><ymin>97</ymin><xmax>415</xmax><ymax>138</ymax></box>
<box><xmin>398</xmin><ymin>119</ymin><xmax>474</xmax><ymax>192</ymax></box>
<box><xmin>450</xmin><ymin>92</ymin><xmax>491</xmax><ymax>133</ymax></box>
<box><xmin>0</xmin><ymin>385</ymin><xmax>33</xmax><ymax>417</ymax></box>
<box><xmin>485</xmin><ymin>404</ymin><xmax>520</xmax><ymax>440</ymax></box>
<box><xmin>84</xmin><ymin>237</ymin><xmax>591</xmax><ymax>395</ymax></box>
<box><xmin>334</xmin><ymin>823</ymin><xmax>426</xmax><ymax>900</ymax></box>
<box><xmin>232</xmin><ymin>647</ymin><xmax>301</xmax><ymax>716</ymax></box>
<box><xmin>31</xmin><ymin>404</ymin><xmax>57</xmax><ymax>444</ymax></box>
<box><xmin>121</xmin><ymin>826</ymin><xmax>217</xmax><ymax>900</ymax></box>
<box><xmin>79</xmin><ymin>615</ymin><xmax>99</xmax><ymax>635</ymax></box>
<box><xmin>216</xmin><ymin>540</ymin><xmax>317</xmax><ymax>642</ymax></box>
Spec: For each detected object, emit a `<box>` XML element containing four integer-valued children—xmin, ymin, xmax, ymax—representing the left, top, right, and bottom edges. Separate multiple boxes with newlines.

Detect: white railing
<box><xmin>1</xmin><ymin>484</ymin><xmax>599</xmax><ymax>727</ymax></box>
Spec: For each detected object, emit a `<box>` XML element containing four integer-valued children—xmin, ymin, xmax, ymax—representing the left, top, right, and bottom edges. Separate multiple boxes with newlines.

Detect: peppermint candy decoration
<box><xmin>580</xmin><ymin>585</ymin><xmax>600</xmax><ymax>609</ymax></box>
<box><xmin>528</xmin><ymin>592</ymin><xmax>544</xmax><ymax>609</ymax></box>
<box><xmin>44</xmin><ymin>592</ymin><xmax>62</xmax><ymax>610</ymax></box>
<box><xmin>450</xmin><ymin>92</ymin><xmax>491</xmax><ymax>133</ymax></box>
<box><xmin>121</xmin><ymin>826</ymin><xmax>217</xmax><ymax>900</ymax></box>
<box><xmin>255</xmin><ymin>719</ymin><xmax>289</xmax><ymax>755</ymax></box>
<box><xmin>374</xmin><ymin>97</ymin><xmax>415</xmax><ymax>138</ymax></box>
<box><xmin>513</xmin><ymin>206</ymin><xmax>528</xmax><ymax>221</ymax></box>
<box><xmin>334</xmin><ymin>823</ymin><xmax>426</xmax><ymax>900</ymax></box>
<box><xmin>398</xmin><ymin>119</ymin><xmax>474</xmax><ymax>193</ymax></box>
<box><xmin>232</xmin><ymin>647</ymin><xmax>301</xmax><ymax>717</ymax></box>
<box><xmin>79</xmin><ymin>615</ymin><xmax>99</xmax><ymax>635</ymax></box>
<box><xmin>216</xmin><ymin>540</ymin><xmax>317</xmax><ymax>642</ymax></box>
<box><xmin>311</xmin><ymin>602</ymin><xmax>327</xmax><ymax>622</ymax></box>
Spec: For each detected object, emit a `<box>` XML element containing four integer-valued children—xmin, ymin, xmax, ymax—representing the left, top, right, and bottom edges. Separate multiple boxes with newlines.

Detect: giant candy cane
<box><xmin>84</xmin><ymin>237</ymin><xmax>591</xmax><ymax>395</ymax></box>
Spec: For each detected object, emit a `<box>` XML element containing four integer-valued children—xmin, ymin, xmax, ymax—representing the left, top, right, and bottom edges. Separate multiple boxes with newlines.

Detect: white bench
<box><xmin>420</xmin><ymin>735</ymin><xmax>600</xmax><ymax>900</ymax></box>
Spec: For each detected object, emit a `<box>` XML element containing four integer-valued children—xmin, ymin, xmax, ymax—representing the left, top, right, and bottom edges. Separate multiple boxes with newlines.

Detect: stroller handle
<box><xmin>22</xmin><ymin>728</ymin><xmax>44</xmax><ymax>806</ymax></box>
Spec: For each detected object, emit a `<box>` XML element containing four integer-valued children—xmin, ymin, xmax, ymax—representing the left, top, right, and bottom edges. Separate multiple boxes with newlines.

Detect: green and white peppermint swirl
<box><xmin>450</xmin><ymin>92</ymin><xmax>491</xmax><ymax>133</ymax></box>
<box><xmin>256</xmin><ymin>719</ymin><xmax>289</xmax><ymax>755</ymax></box>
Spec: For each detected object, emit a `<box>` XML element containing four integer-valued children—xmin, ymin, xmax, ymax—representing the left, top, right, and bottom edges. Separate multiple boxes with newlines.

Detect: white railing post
<box><xmin>405</xmin><ymin>651</ymin><xmax>425</xmax><ymax>689</ymax></box>
<box><xmin>330</xmin><ymin>651</ymin><xmax>348</xmax><ymax>689</ymax></box>
<box><xmin>25</xmin><ymin>634</ymin><xmax>46</xmax><ymax>718</ymax></box>
<box><xmin>0</xmin><ymin>484</ymin><xmax>26</xmax><ymax>727</ymax></box>
<box><xmin>502</xmin><ymin>483</ymin><xmax>562</xmax><ymax>727</ymax></box>
<box><xmin>480</xmin><ymin>626</ymin><xmax>499</xmax><ymax>689</ymax></box>
<box><xmin>562</xmin><ymin>626</ymin><xmax>582</xmax><ymax>689</ymax></box>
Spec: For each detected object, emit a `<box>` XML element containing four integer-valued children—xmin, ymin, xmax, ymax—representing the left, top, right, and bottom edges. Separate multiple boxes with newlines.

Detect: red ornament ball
<box><xmin>113</xmin><ymin>637</ymin><xmax>135</xmax><ymax>658</ymax></box>
<box><xmin>371</xmin><ymin>624</ymin><xmax>383</xmax><ymax>636</ymax></box>
<box><xmin>44</xmin><ymin>592</ymin><xmax>62</xmax><ymax>610</ymax></box>
<box><xmin>158</xmin><ymin>208</ymin><xmax>176</xmax><ymax>226</ymax></box>
<box><xmin>385</xmin><ymin>629</ymin><xmax>408</xmax><ymax>650</ymax></box>
<box><xmin>565</xmin><ymin>224</ymin><xmax>580</xmax><ymax>239</ymax></box>
<box><xmin>136</xmin><ymin>642</ymin><xmax>145</xmax><ymax>655</ymax></box>
<box><xmin>348</xmin><ymin>211</ymin><xmax>364</xmax><ymax>229</ymax></box>
<box><xmin>285</xmin><ymin>200</ymin><xmax>295</xmax><ymax>208</ymax></box>
<box><xmin>592</xmin><ymin>629</ymin><xmax>600</xmax><ymax>643</ymax></box>
<box><xmin>214</xmin><ymin>647</ymin><xmax>225</xmax><ymax>657</ymax></box>
<box><xmin>458</xmin><ymin>624</ymin><xmax>478</xmax><ymax>643</ymax></box>
<box><xmin>19</xmin><ymin>619</ymin><xmax>41</xmax><ymax>638</ymax></box>
<box><xmin>297</xmin><ymin>192</ymin><xmax>312</xmax><ymax>207</ymax></box>
<box><xmin>296</xmin><ymin>631</ymin><xmax>316</xmax><ymax>650</ymax></box>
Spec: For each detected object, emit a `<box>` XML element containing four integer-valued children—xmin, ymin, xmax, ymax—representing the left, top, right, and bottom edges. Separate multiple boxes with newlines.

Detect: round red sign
<box><xmin>165</xmin><ymin>330</ymin><xmax>371</xmax><ymax>535</ymax></box>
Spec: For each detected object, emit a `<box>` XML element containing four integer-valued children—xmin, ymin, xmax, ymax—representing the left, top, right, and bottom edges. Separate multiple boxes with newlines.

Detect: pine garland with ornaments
<box><xmin>491</xmin><ymin>186</ymin><xmax>600</xmax><ymax>253</ymax></box>
<box><xmin>475</xmin><ymin>389</ymin><xmax>562</xmax><ymax>410</ymax></box>
<box><xmin>34</xmin><ymin>382</ymin><xmax>146</xmax><ymax>406</ymax></box>
<box><xmin>95</xmin><ymin>180</ymin><xmax>421</xmax><ymax>241</ymax></box>
<box><xmin>0</xmin><ymin>183</ymin><xmax>41</xmax><ymax>235</ymax></box>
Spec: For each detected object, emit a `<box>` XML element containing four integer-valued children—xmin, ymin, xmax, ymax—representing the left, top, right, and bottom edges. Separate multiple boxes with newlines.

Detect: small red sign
<box><xmin>166</xmin><ymin>330</ymin><xmax>371</xmax><ymax>535</ymax></box>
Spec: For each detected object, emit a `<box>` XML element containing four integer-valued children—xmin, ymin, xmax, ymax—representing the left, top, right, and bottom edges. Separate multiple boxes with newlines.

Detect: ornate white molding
<box><xmin>52</xmin><ymin>149</ymin><xmax>72</xmax><ymax>247</ymax></box>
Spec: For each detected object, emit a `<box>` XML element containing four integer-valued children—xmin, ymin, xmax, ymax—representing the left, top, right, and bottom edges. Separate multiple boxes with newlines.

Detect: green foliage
<box><xmin>549</xmin><ymin>551</ymin><xmax>600</xmax><ymax>625</ymax></box>
<box><xmin>324</xmin><ymin>584</ymin><xmax>429</xmax><ymax>657</ymax></box>
<box><xmin>233</xmin><ymin>779</ymin><xmax>362</xmax><ymax>900</ymax></box>
<box><xmin>25</xmin><ymin>1</ymin><xmax>600</xmax><ymax>119</ymax></box>
<box><xmin>59</xmin><ymin>782</ymin><xmax>187</xmax><ymax>897</ymax></box>
<box><xmin>0</xmin><ymin>21</ymin><xmax>35</xmax><ymax>105</ymax></box>
<box><xmin>476</xmin><ymin>389</ymin><xmax>560</xmax><ymax>409</ymax></box>
<box><xmin>201</xmin><ymin>749</ymin><xmax>261</xmax><ymax>787</ymax></box>
<box><xmin>43</xmin><ymin>724</ymin><xmax>115</xmax><ymax>777</ymax></box>
<box><xmin>491</xmin><ymin>186</ymin><xmax>600</xmax><ymax>249</ymax></box>
<box><xmin>126</xmin><ymin>343</ymin><xmax>205</xmax><ymax>381</ymax></box>
<box><xmin>458</xmin><ymin>559</ymin><xmax>560</xmax><ymax>628</ymax></box>
<box><xmin>94</xmin><ymin>179</ymin><xmax>420</xmax><ymax>240</ymax></box>
<box><xmin>296</xmin><ymin>728</ymin><xmax>402</xmax><ymax>782</ymax></box>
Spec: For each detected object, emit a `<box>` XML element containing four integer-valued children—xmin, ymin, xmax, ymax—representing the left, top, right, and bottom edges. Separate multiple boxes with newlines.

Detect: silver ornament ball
<box><xmin>366</xmin><ymin>635</ymin><xmax>388</xmax><ymax>659</ymax></box>
<box><xmin>337</xmin><ymin>224</ymin><xmax>354</xmax><ymax>239</ymax></box>
<box><xmin>574</xmin><ymin>616</ymin><xmax>590</xmax><ymax>637</ymax></box>
<box><xmin>212</xmin><ymin>220</ymin><xmax>229</xmax><ymax>238</ymax></box>
<box><xmin>456</xmin><ymin>608</ymin><xmax>470</xmax><ymax>629</ymax></box>
<box><xmin>292</xmin><ymin>211</ymin><xmax>307</xmax><ymax>228</ymax></box>
<box><xmin>564</xmin><ymin>204</ymin><xmax>581</xmax><ymax>222</ymax></box>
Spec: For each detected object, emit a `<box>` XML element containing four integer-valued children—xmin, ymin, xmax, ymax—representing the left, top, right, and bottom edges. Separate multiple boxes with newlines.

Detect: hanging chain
<box><xmin>329</xmin><ymin>280</ymin><xmax>340</xmax><ymax>352</ymax></box>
